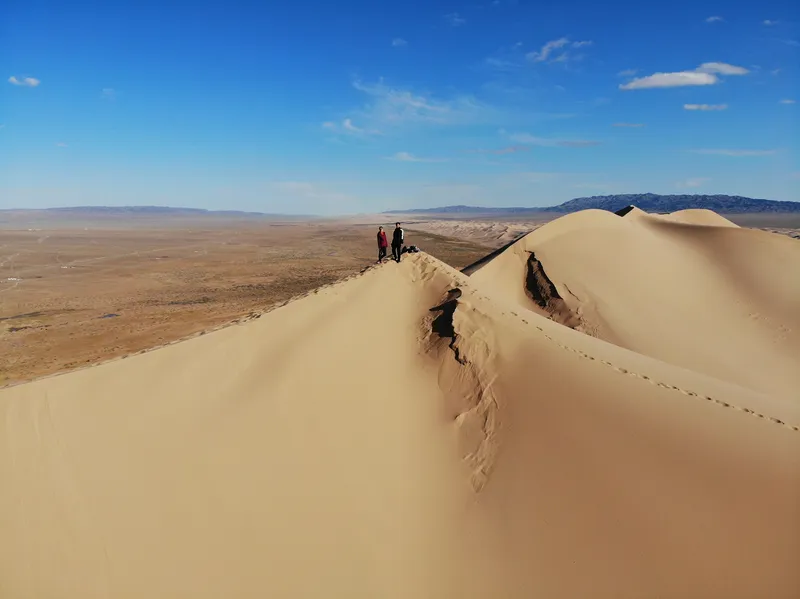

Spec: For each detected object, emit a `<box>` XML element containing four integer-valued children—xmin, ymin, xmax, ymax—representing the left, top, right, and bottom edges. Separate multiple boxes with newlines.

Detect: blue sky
<box><xmin>1</xmin><ymin>0</ymin><xmax>798</xmax><ymax>214</ymax></box>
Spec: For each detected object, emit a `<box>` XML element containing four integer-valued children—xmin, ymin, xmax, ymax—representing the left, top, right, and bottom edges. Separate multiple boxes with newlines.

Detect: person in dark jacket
<box><xmin>376</xmin><ymin>226</ymin><xmax>388</xmax><ymax>263</ymax></box>
<box><xmin>391</xmin><ymin>222</ymin><xmax>404</xmax><ymax>262</ymax></box>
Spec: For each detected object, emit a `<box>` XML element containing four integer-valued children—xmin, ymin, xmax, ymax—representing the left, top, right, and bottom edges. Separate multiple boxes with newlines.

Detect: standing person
<box><xmin>376</xmin><ymin>226</ymin><xmax>388</xmax><ymax>263</ymax></box>
<box><xmin>391</xmin><ymin>222</ymin><xmax>404</xmax><ymax>263</ymax></box>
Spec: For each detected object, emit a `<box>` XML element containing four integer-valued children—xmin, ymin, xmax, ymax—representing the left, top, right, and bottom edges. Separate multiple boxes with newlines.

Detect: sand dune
<box><xmin>470</xmin><ymin>208</ymin><xmax>800</xmax><ymax>399</ymax></box>
<box><xmin>1</xmin><ymin>209</ymin><xmax>799</xmax><ymax>598</ymax></box>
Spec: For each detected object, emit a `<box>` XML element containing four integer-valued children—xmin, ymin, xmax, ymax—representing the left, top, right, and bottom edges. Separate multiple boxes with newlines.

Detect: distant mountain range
<box><xmin>388</xmin><ymin>194</ymin><xmax>800</xmax><ymax>215</ymax></box>
<box><xmin>42</xmin><ymin>206</ymin><xmax>265</xmax><ymax>216</ymax></box>
<box><xmin>0</xmin><ymin>206</ymin><xmax>310</xmax><ymax>219</ymax></box>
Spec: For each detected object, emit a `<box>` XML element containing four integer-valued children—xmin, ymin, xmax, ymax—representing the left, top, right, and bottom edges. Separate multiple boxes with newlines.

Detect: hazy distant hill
<box><xmin>15</xmin><ymin>206</ymin><xmax>267</xmax><ymax>217</ymax></box>
<box><xmin>388</xmin><ymin>194</ymin><xmax>800</xmax><ymax>216</ymax></box>
<box><xmin>0</xmin><ymin>206</ymin><xmax>312</xmax><ymax>220</ymax></box>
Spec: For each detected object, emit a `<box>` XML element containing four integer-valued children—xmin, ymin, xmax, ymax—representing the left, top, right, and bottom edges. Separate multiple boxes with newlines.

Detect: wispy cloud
<box><xmin>101</xmin><ymin>88</ymin><xmax>116</xmax><ymax>100</ymax></box>
<box><xmin>388</xmin><ymin>151</ymin><xmax>447</xmax><ymax>163</ymax></box>
<box><xmin>526</xmin><ymin>37</ymin><xmax>568</xmax><ymax>62</ymax></box>
<box><xmin>617</xmin><ymin>69</ymin><xmax>638</xmax><ymax>77</ymax></box>
<box><xmin>391</xmin><ymin>38</ymin><xmax>407</xmax><ymax>47</ymax></box>
<box><xmin>771</xmin><ymin>68</ymin><xmax>782</xmax><ymax>75</ymax></box>
<box><xmin>8</xmin><ymin>75</ymin><xmax>40</xmax><ymax>87</ymax></box>
<box><xmin>690</xmin><ymin>149</ymin><xmax>776</xmax><ymax>156</ymax></box>
<box><xmin>696</xmin><ymin>62</ymin><xmax>749</xmax><ymax>75</ymax></box>
<box><xmin>684</xmin><ymin>103</ymin><xmax>728</xmax><ymax>111</ymax></box>
<box><xmin>321</xmin><ymin>118</ymin><xmax>381</xmax><ymax>136</ymax></box>
<box><xmin>348</xmin><ymin>79</ymin><xmax>487</xmax><ymax>129</ymax></box>
<box><xmin>342</xmin><ymin>118</ymin><xmax>364</xmax><ymax>133</ymax></box>
<box><xmin>620</xmin><ymin>62</ymin><xmax>748</xmax><ymax>90</ymax></box>
<box><xmin>445</xmin><ymin>13</ymin><xmax>466</xmax><ymax>27</ymax></box>
<box><xmin>527</xmin><ymin>37</ymin><xmax>590</xmax><ymax>63</ymax></box>
<box><xmin>779</xmin><ymin>99</ymin><xmax>796</xmax><ymax>104</ymax></box>
<box><xmin>676</xmin><ymin>177</ymin><xmax>710</xmax><ymax>188</ymax></box>
<box><xmin>612</xmin><ymin>123</ymin><xmax>645</xmax><ymax>127</ymax></box>
<box><xmin>483</xmin><ymin>56</ymin><xmax>522</xmax><ymax>71</ymax></box>
<box><xmin>763</xmin><ymin>19</ymin><xmax>778</xmax><ymax>26</ymax></box>
<box><xmin>510</xmin><ymin>132</ymin><xmax>601</xmax><ymax>147</ymax></box>
<box><xmin>706</xmin><ymin>16</ymin><xmax>724</xmax><ymax>23</ymax></box>
<box><xmin>55</xmin><ymin>142</ymin><xmax>68</xmax><ymax>147</ymax></box>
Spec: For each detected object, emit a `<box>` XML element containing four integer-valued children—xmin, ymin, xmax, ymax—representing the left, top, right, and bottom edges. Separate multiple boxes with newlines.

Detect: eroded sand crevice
<box><xmin>524</xmin><ymin>251</ymin><xmax>583</xmax><ymax>330</ymax></box>
<box><xmin>427</xmin><ymin>288</ymin><xmax>499</xmax><ymax>492</ymax></box>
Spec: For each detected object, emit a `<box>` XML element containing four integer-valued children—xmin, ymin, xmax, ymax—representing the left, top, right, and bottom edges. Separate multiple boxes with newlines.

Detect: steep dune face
<box><xmin>469</xmin><ymin>208</ymin><xmax>800</xmax><ymax>399</ymax></box>
<box><xmin>1</xmin><ymin>251</ymin><xmax>799</xmax><ymax>598</ymax></box>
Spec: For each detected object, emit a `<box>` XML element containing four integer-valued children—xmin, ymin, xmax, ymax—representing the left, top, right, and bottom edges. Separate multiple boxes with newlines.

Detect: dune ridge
<box><xmin>1</xmin><ymin>209</ymin><xmax>799</xmax><ymax>598</ymax></box>
<box><xmin>470</xmin><ymin>207</ymin><xmax>800</xmax><ymax>399</ymax></box>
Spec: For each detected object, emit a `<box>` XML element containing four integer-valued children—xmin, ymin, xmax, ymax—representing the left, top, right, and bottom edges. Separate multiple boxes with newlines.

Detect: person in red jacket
<box><xmin>376</xmin><ymin>226</ymin><xmax>388</xmax><ymax>263</ymax></box>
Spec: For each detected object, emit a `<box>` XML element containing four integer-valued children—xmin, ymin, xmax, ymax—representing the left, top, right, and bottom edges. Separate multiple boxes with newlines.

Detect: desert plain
<box><xmin>0</xmin><ymin>208</ymin><xmax>799</xmax><ymax>598</ymax></box>
<box><xmin>0</xmin><ymin>215</ymin><xmax>488</xmax><ymax>386</ymax></box>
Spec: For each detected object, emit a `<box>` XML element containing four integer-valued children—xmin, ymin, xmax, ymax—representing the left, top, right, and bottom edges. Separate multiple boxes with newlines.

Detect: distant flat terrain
<box><xmin>0</xmin><ymin>219</ymin><xmax>486</xmax><ymax>386</ymax></box>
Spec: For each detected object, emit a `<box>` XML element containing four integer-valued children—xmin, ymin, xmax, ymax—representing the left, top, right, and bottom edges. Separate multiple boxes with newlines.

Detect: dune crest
<box><xmin>470</xmin><ymin>207</ymin><xmax>800</xmax><ymax>399</ymax></box>
<box><xmin>1</xmin><ymin>213</ymin><xmax>799</xmax><ymax>597</ymax></box>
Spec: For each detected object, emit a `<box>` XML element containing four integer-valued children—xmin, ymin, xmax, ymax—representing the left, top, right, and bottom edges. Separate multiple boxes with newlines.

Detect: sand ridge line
<box><xmin>421</xmin><ymin>252</ymin><xmax>798</xmax><ymax>434</ymax></box>
<box><xmin>508</xmin><ymin>313</ymin><xmax>800</xmax><ymax>432</ymax></box>
<box><xmin>418</xmin><ymin>258</ymin><xmax>501</xmax><ymax>493</ymax></box>
<box><xmin>0</xmin><ymin>261</ymin><xmax>388</xmax><ymax>391</ymax></box>
<box><xmin>425</xmin><ymin>248</ymin><xmax>800</xmax><ymax>432</ymax></box>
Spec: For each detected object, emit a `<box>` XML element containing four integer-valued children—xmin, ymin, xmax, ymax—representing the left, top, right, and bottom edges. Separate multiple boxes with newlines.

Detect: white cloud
<box><xmin>690</xmin><ymin>149</ymin><xmax>776</xmax><ymax>156</ymax></box>
<box><xmin>445</xmin><ymin>13</ymin><xmax>466</xmax><ymax>27</ymax></box>
<box><xmin>779</xmin><ymin>99</ymin><xmax>796</xmax><ymax>104</ymax></box>
<box><xmin>612</xmin><ymin>123</ymin><xmax>645</xmax><ymax>127</ymax></box>
<box><xmin>684</xmin><ymin>103</ymin><xmax>728</xmax><ymax>110</ymax></box>
<box><xmin>55</xmin><ymin>142</ymin><xmax>68</xmax><ymax>147</ymax></box>
<box><xmin>392</xmin><ymin>38</ymin><xmax>407</xmax><ymax>47</ymax></box>
<box><xmin>617</xmin><ymin>69</ymin><xmax>638</xmax><ymax>77</ymax></box>
<box><xmin>676</xmin><ymin>177</ymin><xmax>710</xmax><ymax>188</ymax></box>
<box><xmin>388</xmin><ymin>151</ymin><xmax>447</xmax><ymax>163</ymax></box>
<box><xmin>696</xmin><ymin>62</ymin><xmax>749</xmax><ymax>75</ymax></box>
<box><xmin>620</xmin><ymin>62</ymin><xmax>748</xmax><ymax>90</ymax></box>
<box><xmin>572</xmin><ymin>40</ymin><xmax>593</xmax><ymax>48</ymax></box>
<box><xmin>620</xmin><ymin>71</ymin><xmax>718</xmax><ymax>89</ymax></box>
<box><xmin>8</xmin><ymin>76</ymin><xmax>40</xmax><ymax>87</ymax></box>
<box><xmin>510</xmin><ymin>132</ymin><xmax>601</xmax><ymax>147</ymax></box>
<box><xmin>527</xmin><ymin>37</ymin><xmax>570</xmax><ymax>63</ymax></box>
<box><xmin>706</xmin><ymin>16</ymin><xmax>724</xmax><ymax>23</ymax></box>
<box><xmin>763</xmin><ymin>20</ymin><xmax>778</xmax><ymax>26</ymax></box>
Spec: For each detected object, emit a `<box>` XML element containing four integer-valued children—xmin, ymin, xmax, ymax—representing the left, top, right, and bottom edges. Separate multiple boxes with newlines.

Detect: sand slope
<box><xmin>470</xmin><ymin>208</ymin><xmax>800</xmax><ymax>399</ymax></box>
<box><xmin>1</xmin><ymin>214</ymin><xmax>799</xmax><ymax>598</ymax></box>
